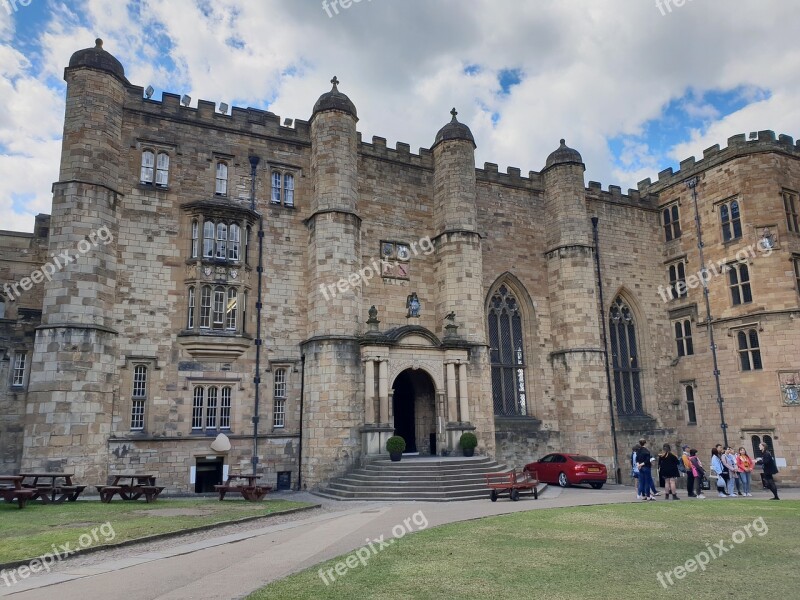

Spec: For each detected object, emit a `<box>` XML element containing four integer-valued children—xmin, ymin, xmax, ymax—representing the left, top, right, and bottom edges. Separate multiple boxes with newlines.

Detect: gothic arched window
<box><xmin>609</xmin><ymin>296</ymin><xmax>643</xmax><ymax>415</ymax></box>
<box><xmin>488</xmin><ymin>285</ymin><xmax>528</xmax><ymax>416</ymax></box>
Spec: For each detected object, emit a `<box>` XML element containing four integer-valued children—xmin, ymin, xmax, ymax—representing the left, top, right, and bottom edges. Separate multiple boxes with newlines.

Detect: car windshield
<box><xmin>571</xmin><ymin>455</ymin><xmax>599</xmax><ymax>463</ymax></box>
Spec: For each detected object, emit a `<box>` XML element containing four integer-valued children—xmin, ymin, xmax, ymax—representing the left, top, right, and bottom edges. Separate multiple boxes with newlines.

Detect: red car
<box><xmin>524</xmin><ymin>453</ymin><xmax>607</xmax><ymax>489</ymax></box>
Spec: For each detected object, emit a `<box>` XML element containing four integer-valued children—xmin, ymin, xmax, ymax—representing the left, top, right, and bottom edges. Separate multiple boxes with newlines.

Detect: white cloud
<box><xmin>3</xmin><ymin>0</ymin><xmax>800</xmax><ymax>230</ymax></box>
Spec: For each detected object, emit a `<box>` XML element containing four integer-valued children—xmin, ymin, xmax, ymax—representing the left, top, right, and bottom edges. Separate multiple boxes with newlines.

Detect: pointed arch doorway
<box><xmin>392</xmin><ymin>368</ymin><xmax>437</xmax><ymax>455</ymax></box>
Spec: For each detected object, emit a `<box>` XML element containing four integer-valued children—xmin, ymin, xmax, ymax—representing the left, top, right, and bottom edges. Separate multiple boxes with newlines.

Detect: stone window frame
<box><xmin>136</xmin><ymin>140</ymin><xmax>176</xmax><ymax>189</ymax></box>
<box><xmin>661</xmin><ymin>201</ymin><xmax>682</xmax><ymax>242</ymax></box>
<box><xmin>715</xmin><ymin>195</ymin><xmax>744</xmax><ymax>244</ymax></box>
<box><xmin>784</xmin><ymin>189</ymin><xmax>799</xmax><ymax>235</ymax></box>
<box><xmin>673</xmin><ymin>318</ymin><xmax>694</xmax><ymax>357</ymax></box>
<box><xmin>681</xmin><ymin>380</ymin><xmax>697</xmax><ymax>425</ymax></box>
<box><xmin>199</xmin><ymin>218</ymin><xmax>243</xmax><ymax>263</ymax></box>
<box><xmin>194</xmin><ymin>284</ymin><xmax>240</xmax><ymax>333</ymax></box>
<box><xmin>487</xmin><ymin>284</ymin><xmax>529</xmax><ymax>417</ymax></box>
<box><xmin>666</xmin><ymin>257</ymin><xmax>688</xmax><ymax>300</ymax></box>
<box><xmin>215</xmin><ymin>160</ymin><xmax>230</xmax><ymax>197</ymax></box>
<box><xmin>730</xmin><ymin>323</ymin><xmax>763</xmax><ymax>372</ymax></box>
<box><xmin>139</xmin><ymin>148</ymin><xmax>170</xmax><ymax>188</ymax></box>
<box><xmin>608</xmin><ymin>296</ymin><xmax>644</xmax><ymax>416</ymax></box>
<box><xmin>727</xmin><ymin>261</ymin><xmax>753</xmax><ymax>306</ymax></box>
<box><xmin>272</xmin><ymin>367</ymin><xmax>288</xmax><ymax>429</ymax></box>
<box><xmin>270</xmin><ymin>170</ymin><xmax>296</xmax><ymax>208</ymax></box>
<box><xmin>191</xmin><ymin>383</ymin><xmax>234</xmax><ymax>433</ymax></box>
<box><xmin>749</xmin><ymin>432</ymin><xmax>775</xmax><ymax>460</ymax></box>
<box><xmin>792</xmin><ymin>254</ymin><xmax>800</xmax><ymax>299</ymax></box>
<box><xmin>123</xmin><ymin>357</ymin><xmax>158</xmax><ymax>433</ymax></box>
<box><xmin>130</xmin><ymin>364</ymin><xmax>148</xmax><ymax>431</ymax></box>
<box><xmin>11</xmin><ymin>350</ymin><xmax>27</xmax><ymax>388</ymax></box>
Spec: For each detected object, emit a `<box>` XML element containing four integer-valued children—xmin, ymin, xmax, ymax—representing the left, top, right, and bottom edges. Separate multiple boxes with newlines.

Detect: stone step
<box><xmin>317</xmin><ymin>456</ymin><xmax>525</xmax><ymax>502</ymax></box>
<box><xmin>314</xmin><ymin>482</ymin><xmax>547</xmax><ymax>502</ymax></box>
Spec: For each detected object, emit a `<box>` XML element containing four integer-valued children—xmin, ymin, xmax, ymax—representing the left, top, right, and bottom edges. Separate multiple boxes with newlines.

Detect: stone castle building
<box><xmin>1</xmin><ymin>39</ymin><xmax>799</xmax><ymax>491</ymax></box>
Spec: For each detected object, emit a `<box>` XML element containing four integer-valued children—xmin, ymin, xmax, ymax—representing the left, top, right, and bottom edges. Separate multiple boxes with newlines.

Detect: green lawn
<box><xmin>250</xmin><ymin>500</ymin><xmax>800</xmax><ymax>600</ymax></box>
<box><xmin>0</xmin><ymin>498</ymin><xmax>312</xmax><ymax>564</ymax></box>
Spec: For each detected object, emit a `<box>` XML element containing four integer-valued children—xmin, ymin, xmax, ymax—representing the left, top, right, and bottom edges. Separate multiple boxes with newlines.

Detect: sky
<box><xmin>1</xmin><ymin>0</ymin><xmax>800</xmax><ymax>232</ymax></box>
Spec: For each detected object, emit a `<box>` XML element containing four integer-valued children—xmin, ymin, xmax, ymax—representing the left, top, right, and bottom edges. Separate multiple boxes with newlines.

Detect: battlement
<box><xmin>638</xmin><ymin>130</ymin><xmax>800</xmax><ymax>194</ymax></box>
<box><xmin>125</xmin><ymin>84</ymin><xmax>312</xmax><ymax>143</ymax></box>
<box><xmin>357</xmin><ymin>134</ymin><xmax>434</xmax><ymax>169</ymax></box>
<box><xmin>586</xmin><ymin>181</ymin><xmax>655</xmax><ymax>208</ymax></box>
<box><xmin>475</xmin><ymin>162</ymin><xmax>543</xmax><ymax>191</ymax></box>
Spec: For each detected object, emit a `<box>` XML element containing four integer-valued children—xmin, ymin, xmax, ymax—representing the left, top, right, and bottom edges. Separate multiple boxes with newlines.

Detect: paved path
<box><xmin>2</xmin><ymin>485</ymin><xmax>795</xmax><ymax>599</ymax></box>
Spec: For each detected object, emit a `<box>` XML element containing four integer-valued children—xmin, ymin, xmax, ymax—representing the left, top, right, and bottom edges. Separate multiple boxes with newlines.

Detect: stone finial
<box><xmin>331</xmin><ymin>76</ymin><xmax>340</xmax><ymax>91</ymax></box>
<box><xmin>450</xmin><ymin>107</ymin><xmax>458</xmax><ymax>121</ymax></box>
<box><xmin>95</xmin><ymin>38</ymin><xmax>103</xmax><ymax>49</ymax></box>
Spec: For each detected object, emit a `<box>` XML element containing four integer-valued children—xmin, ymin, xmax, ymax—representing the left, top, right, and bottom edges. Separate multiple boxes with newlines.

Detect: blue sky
<box><xmin>1</xmin><ymin>0</ymin><xmax>800</xmax><ymax>232</ymax></box>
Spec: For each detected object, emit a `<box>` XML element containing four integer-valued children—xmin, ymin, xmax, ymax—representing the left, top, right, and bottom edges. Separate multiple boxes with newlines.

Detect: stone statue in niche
<box><xmin>406</xmin><ymin>292</ymin><xmax>420</xmax><ymax>318</ymax></box>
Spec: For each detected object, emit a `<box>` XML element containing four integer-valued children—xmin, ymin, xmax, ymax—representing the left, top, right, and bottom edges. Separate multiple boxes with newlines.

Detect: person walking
<box><xmin>711</xmin><ymin>448</ymin><xmax>728</xmax><ymax>497</ymax></box>
<box><xmin>723</xmin><ymin>447</ymin><xmax>740</xmax><ymax>496</ymax></box>
<box><xmin>636</xmin><ymin>439</ymin><xmax>657</xmax><ymax>501</ymax></box>
<box><xmin>631</xmin><ymin>443</ymin><xmax>641</xmax><ymax>499</ymax></box>
<box><xmin>688</xmin><ymin>449</ymin><xmax>706</xmax><ymax>499</ymax></box>
<box><xmin>658</xmin><ymin>444</ymin><xmax>681</xmax><ymax>499</ymax></box>
<box><xmin>736</xmin><ymin>447</ymin><xmax>754</xmax><ymax>497</ymax></box>
<box><xmin>681</xmin><ymin>445</ymin><xmax>695</xmax><ymax>497</ymax></box>
<box><xmin>757</xmin><ymin>442</ymin><xmax>780</xmax><ymax>500</ymax></box>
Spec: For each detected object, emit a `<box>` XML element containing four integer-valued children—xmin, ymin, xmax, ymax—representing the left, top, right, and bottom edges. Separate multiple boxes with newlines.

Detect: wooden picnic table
<box><xmin>214</xmin><ymin>474</ymin><xmax>271</xmax><ymax>501</ymax></box>
<box><xmin>0</xmin><ymin>475</ymin><xmax>35</xmax><ymax>508</ymax></box>
<box><xmin>19</xmin><ymin>472</ymin><xmax>86</xmax><ymax>504</ymax></box>
<box><xmin>96</xmin><ymin>474</ymin><xmax>163</xmax><ymax>503</ymax></box>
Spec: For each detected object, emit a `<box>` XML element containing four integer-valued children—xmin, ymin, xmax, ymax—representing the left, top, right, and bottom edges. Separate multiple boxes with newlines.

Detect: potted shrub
<box><xmin>460</xmin><ymin>432</ymin><xmax>478</xmax><ymax>457</ymax></box>
<box><xmin>386</xmin><ymin>436</ymin><xmax>406</xmax><ymax>462</ymax></box>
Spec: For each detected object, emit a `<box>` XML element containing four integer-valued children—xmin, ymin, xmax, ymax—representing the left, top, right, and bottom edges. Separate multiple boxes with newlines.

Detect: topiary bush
<box><xmin>386</xmin><ymin>435</ymin><xmax>406</xmax><ymax>454</ymax></box>
<box><xmin>459</xmin><ymin>432</ymin><xmax>478</xmax><ymax>450</ymax></box>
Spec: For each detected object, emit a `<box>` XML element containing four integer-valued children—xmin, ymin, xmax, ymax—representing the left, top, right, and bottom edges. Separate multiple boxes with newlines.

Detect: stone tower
<box><xmin>22</xmin><ymin>39</ymin><xmax>123</xmax><ymax>480</ymax></box>
<box><xmin>431</xmin><ymin>109</ymin><xmax>493</xmax><ymax>450</ymax></box>
<box><xmin>301</xmin><ymin>78</ymin><xmax>363</xmax><ymax>487</ymax></box>
<box><xmin>542</xmin><ymin>141</ymin><xmax>612</xmax><ymax>462</ymax></box>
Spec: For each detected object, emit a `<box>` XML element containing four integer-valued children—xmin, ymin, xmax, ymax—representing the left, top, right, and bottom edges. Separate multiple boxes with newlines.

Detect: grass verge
<box><xmin>249</xmin><ymin>500</ymin><xmax>800</xmax><ymax>600</ymax></box>
<box><xmin>0</xmin><ymin>498</ymin><xmax>312</xmax><ymax>564</ymax></box>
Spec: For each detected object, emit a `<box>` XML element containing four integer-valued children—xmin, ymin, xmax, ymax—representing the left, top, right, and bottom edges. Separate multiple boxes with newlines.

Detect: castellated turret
<box><xmin>301</xmin><ymin>78</ymin><xmax>363</xmax><ymax>487</ymax></box>
<box><xmin>22</xmin><ymin>39</ymin><xmax>122</xmax><ymax>481</ymax></box>
<box><xmin>431</xmin><ymin>109</ymin><xmax>484</xmax><ymax>343</ymax></box>
<box><xmin>541</xmin><ymin>140</ymin><xmax>612</xmax><ymax>464</ymax></box>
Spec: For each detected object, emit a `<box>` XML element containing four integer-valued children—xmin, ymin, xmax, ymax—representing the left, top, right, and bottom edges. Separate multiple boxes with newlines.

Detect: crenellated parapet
<box><xmin>639</xmin><ymin>130</ymin><xmax>800</xmax><ymax>194</ymax></box>
<box><xmin>358</xmin><ymin>134</ymin><xmax>434</xmax><ymax>170</ymax></box>
<box><xmin>586</xmin><ymin>181</ymin><xmax>657</xmax><ymax>209</ymax></box>
<box><xmin>476</xmin><ymin>163</ymin><xmax>544</xmax><ymax>191</ymax></box>
<box><xmin>124</xmin><ymin>86</ymin><xmax>312</xmax><ymax>143</ymax></box>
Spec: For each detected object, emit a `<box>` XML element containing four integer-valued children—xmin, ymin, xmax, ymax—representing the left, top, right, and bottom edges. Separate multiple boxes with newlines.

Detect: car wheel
<box><xmin>558</xmin><ymin>472</ymin><xmax>569</xmax><ymax>488</ymax></box>
<box><xmin>590</xmin><ymin>483</ymin><xmax>604</xmax><ymax>490</ymax></box>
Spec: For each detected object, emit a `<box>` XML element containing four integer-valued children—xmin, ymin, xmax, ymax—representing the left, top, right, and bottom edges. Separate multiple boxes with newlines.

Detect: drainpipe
<box><xmin>687</xmin><ymin>177</ymin><xmax>728</xmax><ymax>448</ymax></box>
<box><xmin>592</xmin><ymin>216</ymin><xmax>621</xmax><ymax>484</ymax></box>
<box><xmin>250</xmin><ymin>155</ymin><xmax>263</xmax><ymax>477</ymax></box>
<box><xmin>297</xmin><ymin>353</ymin><xmax>305</xmax><ymax>490</ymax></box>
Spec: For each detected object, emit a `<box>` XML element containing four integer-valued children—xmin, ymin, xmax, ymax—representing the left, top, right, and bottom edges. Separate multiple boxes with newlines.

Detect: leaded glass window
<box><xmin>488</xmin><ymin>285</ymin><xmax>527</xmax><ymax>416</ymax></box>
<box><xmin>609</xmin><ymin>297</ymin><xmax>643</xmax><ymax>415</ymax></box>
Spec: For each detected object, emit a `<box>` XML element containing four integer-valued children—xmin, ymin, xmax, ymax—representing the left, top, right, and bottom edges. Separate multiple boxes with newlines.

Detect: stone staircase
<box><xmin>315</xmin><ymin>456</ymin><xmax>545</xmax><ymax>502</ymax></box>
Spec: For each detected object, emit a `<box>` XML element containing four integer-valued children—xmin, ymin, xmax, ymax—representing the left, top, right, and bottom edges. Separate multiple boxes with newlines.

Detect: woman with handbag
<box><xmin>688</xmin><ymin>449</ymin><xmax>706</xmax><ymax>499</ymax></box>
<box><xmin>711</xmin><ymin>448</ymin><xmax>728</xmax><ymax>497</ymax></box>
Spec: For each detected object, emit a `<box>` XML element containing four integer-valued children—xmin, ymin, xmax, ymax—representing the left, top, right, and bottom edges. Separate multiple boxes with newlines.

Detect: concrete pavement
<box><xmin>2</xmin><ymin>484</ymin><xmax>795</xmax><ymax>599</ymax></box>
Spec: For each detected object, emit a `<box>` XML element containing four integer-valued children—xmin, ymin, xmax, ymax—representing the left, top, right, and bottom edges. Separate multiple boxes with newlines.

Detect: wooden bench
<box><xmin>214</xmin><ymin>482</ymin><xmax>272</xmax><ymax>501</ymax></box>
<box><xmin>138</xmin><ymin>486</ymin><xmax>165</xmax><ymax>503</ymax></box>
<box><xmin>96</xmin><ymin>485</ymin><xmax>123</xmax><ymax>503</ymax></box>
<box><xmin>0</xmin><ymin>487</ymin><xmax>36</xmax><ymax>509</ymax></box>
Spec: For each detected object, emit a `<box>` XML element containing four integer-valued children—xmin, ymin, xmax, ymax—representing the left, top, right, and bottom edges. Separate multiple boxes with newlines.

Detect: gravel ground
<box><xmin>36</xmin><ymin>492</ymin><xmax>368</xmax><ymax>576</ymax></box>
